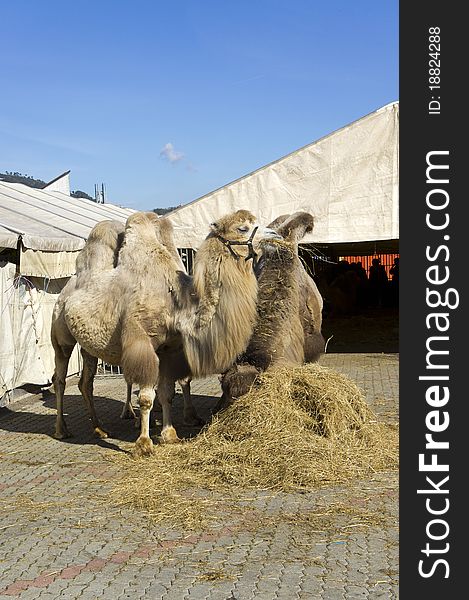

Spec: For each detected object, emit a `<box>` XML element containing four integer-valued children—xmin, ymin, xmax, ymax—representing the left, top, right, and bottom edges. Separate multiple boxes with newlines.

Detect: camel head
<box><xmin>207</xmin><ymin>209</ymin><xmax>281</xmax><ymax>262</ymax></box>
<box><xmin>254</xmin><ymin>212</ymin><xmax>314</xmax><ymax>276</ymax></box>
<box><xmin>208</xmin><ymin>209</ymin><xmax>258</xmax><ymax>261</ymax></box>
<box><xmin>220</xmin><ymin>363</ymin><xmax>259</xmax><ymax>405</ymax></box>
<box><xmin>209</xmin><ymin>209</ymin><xmax>255</xmax><ymax>237</ymax></box>
<box><xmin>267</xmin><ymin>211</ymin><xmax>315</xmax><ymax>245</ymax></box>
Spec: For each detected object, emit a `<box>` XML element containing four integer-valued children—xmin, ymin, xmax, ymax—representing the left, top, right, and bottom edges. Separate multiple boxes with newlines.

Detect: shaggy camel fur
<box><xmin>52</xmin><ymin>209</ymin><xmax>269</xmax><ymax>456</ymax></box>
<box><xmin>51</xmin><ymin>220</ymin><xmax>125</xmax><ymax>439</ymax></box>
<box><xmin>221</xmin><ymin>212</ymin><xmax>325</xmax><ymax>403</ymax></box>
<box><xmin>264</xmin><ymin>212</ymin><xmax>324</xmax><ymax>362</ymax></box>
<box><xmin>52</xmin><ymin>218</ymin><xmax>198</xmax><ymax>432</ymax></box>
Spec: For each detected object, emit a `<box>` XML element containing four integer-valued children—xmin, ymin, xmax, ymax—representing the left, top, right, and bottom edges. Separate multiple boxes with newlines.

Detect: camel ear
<box><xmin>210</xmin><ymin>221</ymin><xmax>219</xmax><ymax>232</ymax></box>
<box><xmin>267</xmin><ymin>214</ymin><xmax>290</xmax><ymax>231</ymax></box>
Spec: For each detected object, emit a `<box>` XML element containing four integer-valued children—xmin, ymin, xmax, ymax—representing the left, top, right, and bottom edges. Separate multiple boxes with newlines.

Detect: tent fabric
<box><xmin>0</xmin><ymin>181</ymin><xmax>134</xmax><ymax>252</ymax></box>
<box><xmin>0</xmin><ymin>224</ymin><xmax>19</xmax><ymax>249</ymax></box>
<box><xmin>20</xmin><ymin>248</ymin><xmax>82</xmax><ymax>279</ymax></box>
<box><xmin>168</xmin><ymin>102</ymin><xmax>399</xmax><ymax>249</ymax></box>
<box><xmin>0</xmin><ymin>263</ymin><xmax>82</xmax><ymax>404</ymax></box>
<box><xmin>0</xmin><ymin>182</ymin><xmax>134</xmax><ymax>404</ymax></box>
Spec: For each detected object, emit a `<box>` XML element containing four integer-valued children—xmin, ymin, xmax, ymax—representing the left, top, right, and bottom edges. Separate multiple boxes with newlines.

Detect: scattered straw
<box><xmin>196</xmin><ymin>569</ymin><xmax>236</xmax><ymax>582</ymax></box>
<box><xmin>110</xmin><ymin>364</ymin><xmax>398</xmax><ymax>529</ymax></box>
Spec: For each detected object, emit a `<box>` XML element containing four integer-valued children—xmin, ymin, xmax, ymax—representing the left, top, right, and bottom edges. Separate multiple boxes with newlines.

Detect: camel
<box><xmin>263</xmin><ymin>212</ymin><xmax>324</xmax><ymax>363</ymax></box>
<box><xmin>52</xmin><ymin>209</ymin><xmax>277</xmax><ymax>456</ymax></box>
<box><xmin>221</xmin><ymin>211</ymin><xmax>325</xmax><ymax>403</ymax></box>
<box><xmin>51</xmin><ymin>220</ymin><xmax>125</xmax><ymax>439</ymax></box>
<box><xmin>56</xmin><ymin>217</ymin><xmax>196</xmax><ymax>429</ymax></box>
<box><xmin>116</xmin><ymin>222</ymin><xmax>195</xmax><ymax>425</ymax></box>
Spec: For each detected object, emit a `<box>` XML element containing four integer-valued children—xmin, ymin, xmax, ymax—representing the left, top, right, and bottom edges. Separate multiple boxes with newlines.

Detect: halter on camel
<box><xmin>214</xmin><ymin>226</ymin><xmax>259</xmax><ymax>264</ymax></box>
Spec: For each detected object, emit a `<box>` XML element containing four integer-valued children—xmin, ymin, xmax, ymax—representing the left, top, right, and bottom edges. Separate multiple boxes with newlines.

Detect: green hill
<box><xmin>0</xmin><ymin>171</ymin><xmax>46</xmax><ymax>188</ymax></box>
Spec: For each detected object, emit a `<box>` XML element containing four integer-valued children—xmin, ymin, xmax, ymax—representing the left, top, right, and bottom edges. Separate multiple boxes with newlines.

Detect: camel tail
<box><xmin>121</xmin><ymin>336</ymin><xmax>158</xmax><ymax>387</ymax></box>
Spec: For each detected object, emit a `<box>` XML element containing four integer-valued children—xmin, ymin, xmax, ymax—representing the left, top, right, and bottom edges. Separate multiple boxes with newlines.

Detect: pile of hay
<box><xmin>110</xmin><ymin>364</ymin><xmax>398</xmax><ymax>528</ymax></box>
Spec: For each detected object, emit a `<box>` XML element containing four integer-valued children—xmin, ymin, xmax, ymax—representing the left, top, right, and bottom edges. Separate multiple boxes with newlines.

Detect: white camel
<box><xmin>51</xmin><ymin>210</ymin><xmax>278</xmax><ymax>456</ymax></box>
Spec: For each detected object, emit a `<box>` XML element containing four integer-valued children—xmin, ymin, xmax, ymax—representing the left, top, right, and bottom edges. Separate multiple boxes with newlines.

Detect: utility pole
<box><xmin>94</xmin><ymin>183</ymin><xmax>106</xmax><ymax>203</ymax></box>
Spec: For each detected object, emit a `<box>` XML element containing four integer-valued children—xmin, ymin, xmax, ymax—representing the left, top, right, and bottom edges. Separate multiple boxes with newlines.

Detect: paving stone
<box><xmin>0</xmin><ymin>354</ymin><xmax>399</xmax><ymax>600</ymax></box>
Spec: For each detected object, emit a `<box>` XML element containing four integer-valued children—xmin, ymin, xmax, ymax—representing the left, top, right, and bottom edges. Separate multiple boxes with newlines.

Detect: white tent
<box><xmin>0</xmin><ymin>178</ymin><xmax>134</xmax><ymax>405</ymax></box>
<box><xmin>169</xmin><ymin>102</ymin><xmax>399</xmax><ymax>250</ymax></box>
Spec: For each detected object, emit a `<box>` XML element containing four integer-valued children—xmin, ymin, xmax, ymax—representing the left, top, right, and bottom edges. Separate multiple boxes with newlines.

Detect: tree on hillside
<box><xmin>0</xmin><ymin>172</ymin><xmax>46</xmax><ymax>188</ymax></box>
<box><xmin>153</xmin><ymin>206</ymin><xmax>181</xmax><ymax>215</ymax></box>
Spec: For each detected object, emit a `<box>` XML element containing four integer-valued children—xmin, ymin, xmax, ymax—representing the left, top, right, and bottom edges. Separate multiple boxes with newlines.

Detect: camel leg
<box><xmin>212</xmin><ymin>387</ymin><xmax>235</xmax><ymax>414</ymax></box>
<box><xmin>212</xmin><ymin>393</ymin><xmax>228</xmax><ymax>414</ymax></box>
<box><xmin>121</xmin><ymin>325</ymin><xmax>159</xmax><ymax>456</ymax></box>
<box><xmin>53</xmin><ymin>345</ymin><xmax>74</xmax><ymax>440</ymax></box>
<box><xmin>133</xmin><ymin>386</ymin><xmax>156</xmax><ymax>457</ymax></box>
<box><xmin>121</xmin><ymin>382</ymin><xmax>137</xmax><ymax>420</ymax></box>
<box><xmin>150</xmin><ymin>398</ymin><xmax>162</xmax><ymax>428</ymax></box>
<box><xmin>121</xmin><ymin>384</ymin><xmax>161</xmax><ymax>430</ymax></box>
<box><xmin>180</xmin><ymin>378</ymin><xmax>204</xmax><ymax>426</ymax></box>
<box><xmin>158</xmin><ymin>378</ymin><xmax>180</xmax><ymax>444</ymax></box>
<box><xmin>78</xmin><ymin>349</ymin><xmax>109</xmax><ymax>439</ymax></box>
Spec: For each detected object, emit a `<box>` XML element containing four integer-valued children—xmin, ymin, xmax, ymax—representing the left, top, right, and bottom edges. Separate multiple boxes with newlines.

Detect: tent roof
<box><xmin>0</xmin><ymin>181</ymin><xmax>134</xmax><ymax>251</ymax></box>
<box><xmin>168</xmin><ymin>102</ymin><xmax>399</xmax><ymax>249</ymax></box>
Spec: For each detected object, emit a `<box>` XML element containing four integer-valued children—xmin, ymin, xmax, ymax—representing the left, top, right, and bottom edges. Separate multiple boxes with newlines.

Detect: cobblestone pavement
<box><xmin>0</xmin><ymin>354</ymin><xmax>398</xmax><ymax>599</ymax></box>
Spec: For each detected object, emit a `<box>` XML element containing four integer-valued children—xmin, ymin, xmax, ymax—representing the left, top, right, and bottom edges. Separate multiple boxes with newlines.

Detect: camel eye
<box><xmin>237</xmin><ymin>225</ymin><xmax>249</xmax><ymax>233</ymax></box>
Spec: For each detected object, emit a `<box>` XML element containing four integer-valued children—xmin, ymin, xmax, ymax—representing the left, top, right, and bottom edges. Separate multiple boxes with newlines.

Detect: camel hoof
<box><xmin>54</xmin><ymin>429</ymin><xmax>72</xmax><ymax>440</ymax></box>
<box><xmin>132</xmin><ymin>436</ymin><xmax>154</xmax><ymax>458</ymax></box>
<box><xmin>93</xmin><ymin>427</ymin><xmax>109</xmax><ymax>439</ymax></box>
<box><xmin>159</xmin><ymin>426</ymin><xmax>180</xmax><ymax>444</ymax></box>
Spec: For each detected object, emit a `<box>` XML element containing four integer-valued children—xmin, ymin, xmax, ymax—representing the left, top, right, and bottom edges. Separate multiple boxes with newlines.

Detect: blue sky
<box><xmin>0</xmin><ymin>1</ymin><xmax>398</xmax><ymax>210</ymax></box>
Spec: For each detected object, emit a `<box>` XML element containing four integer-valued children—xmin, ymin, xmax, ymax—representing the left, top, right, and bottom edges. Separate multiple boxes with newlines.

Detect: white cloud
<box><xmin>160</xmin><ymin>142</ymin><xmax>184</xmax><ymax>164</ymax></box>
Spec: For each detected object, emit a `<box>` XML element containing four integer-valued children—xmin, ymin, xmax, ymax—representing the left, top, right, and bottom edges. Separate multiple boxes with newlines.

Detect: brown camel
<box><xmin>52</xmin><ymin>209</ymin><xmax>276</xmax><ymax>456</ymax></box>
<box><xmin>221</xmin><ymin>211</ymin><xmax>325</xmax><ymax>403</ymax></box>
<box><xmin>264</xmin><ymin>212</ymin><xmax>324</xmax><ymax>362</ymax></box>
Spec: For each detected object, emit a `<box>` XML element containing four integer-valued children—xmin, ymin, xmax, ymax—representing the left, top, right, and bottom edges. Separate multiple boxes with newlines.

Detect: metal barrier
<box><xmin>96</xmin><ymin>360</ymin><xmax>122</xmax><ymax>376</ymax></box>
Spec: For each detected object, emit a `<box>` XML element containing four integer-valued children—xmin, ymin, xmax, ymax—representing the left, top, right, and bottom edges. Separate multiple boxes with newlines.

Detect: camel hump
<box><xmin>158</xmin><ymin>217</ymin><xmax>187</xmax><ymax>271</ymax></box>
<box><xmin>121</xmin><ymin>212</ymin><xmax>176</xmax><ymax>254</ymax></box>
<box><xmin>124</xmin><ymin>211</ymin><xmax>173</xmax><ymax>241</ymax></box>
<box><xmin>76</xmin><ymin>220</ymin><xmax>125</xmax><ymax>275</ymax></box>
<box><xmin>269</xmin><ymin>212</ymin><xmax>315</xmax><ymax>243</ymax></box>
<box><xmin>117</xmin><ymin>211</ymin><xmax>184</xmax><ymax>276</ymax></box>
<box><xmin>125</xmin><ymin>211</ymin><xmax>160</xmax><ymax>229</ymax></box>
